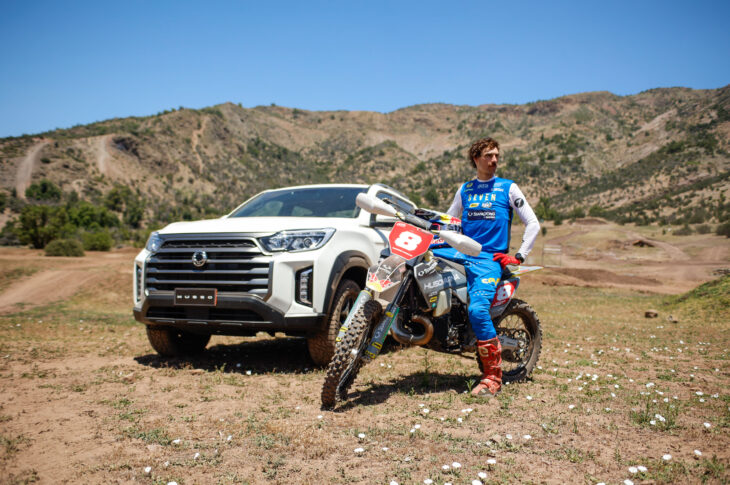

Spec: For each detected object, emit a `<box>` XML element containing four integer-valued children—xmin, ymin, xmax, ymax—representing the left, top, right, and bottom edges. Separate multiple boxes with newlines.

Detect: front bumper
<box><xmin>133</xmin><ymin>291</ymin><xmax>325</xmax><ymax>337</ymax></box>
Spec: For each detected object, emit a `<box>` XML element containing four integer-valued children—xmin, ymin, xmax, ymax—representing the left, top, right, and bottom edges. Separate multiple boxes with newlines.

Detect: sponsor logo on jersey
<box><xmin>493</xmin><ymin>187</ymin><xmax>504</xmax><ymax>192</ymax></box>
<box><xmin>477</xmin><ymin>183</ymin><xmax>490</xmax><ymax>189</ymax></box>
<box><xmin>514</xmin><ymin>198</ymin><xmax>525</xmax><ymax>208</ymax></box>
<box><xmin>494</xmin><ymin>182</ymin><xmax>503</xmax><ymax>187</ymax></box>
<box><xmin>469</xmin><ymin>202</ymin><xmax>479</xmax><ymax>208</ymax></box>
<box><xmin>481</xmin><ymin>202</ymin><xmax>492</xmax><ymax>208</ymax></box>
<box><xmin>467</xmin><ymin>210</ymin><xmax>496</xmax><ymax>220</ymax></box>
<box><xmin>481</xmin><ymin>277</ymin><xmax>500</xmax><ymax>286</ymax></box>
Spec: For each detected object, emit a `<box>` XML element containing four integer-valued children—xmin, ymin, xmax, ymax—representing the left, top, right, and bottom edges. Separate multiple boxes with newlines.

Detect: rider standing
<box><xmin>433</xmin><ymin>137</ymin><xmax>539</xmax><ymax>397</ymax></box>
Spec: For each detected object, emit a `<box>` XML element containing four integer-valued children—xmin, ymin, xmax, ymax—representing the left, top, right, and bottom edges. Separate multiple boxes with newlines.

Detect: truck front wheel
<box><xmin>146</xmin><ymin>326</ymin><xmax>211</xmax><ymax>357</ymax></box>
<box><xmin>307</xmin><ymin>278</ymin><xmax>360</xmax><ymax>366</ymax></box>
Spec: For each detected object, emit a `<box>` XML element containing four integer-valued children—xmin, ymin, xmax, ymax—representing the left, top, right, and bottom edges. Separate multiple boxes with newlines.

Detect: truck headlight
<box><xmin>260</xmin><ymin>229</ymin><xmax>335</xmax><ymax>252</ymax></box>
<box><xmin>145</xmin><ymin>231</ymin><xmax>163</xmax><ymax>252</ymax></box>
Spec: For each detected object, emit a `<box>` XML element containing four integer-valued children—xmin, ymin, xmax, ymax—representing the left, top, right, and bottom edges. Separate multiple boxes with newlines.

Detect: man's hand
<box><xmin>493</xmin><ymin>253</ymin><xmax>522</xmax><ymax>268</ymax></box>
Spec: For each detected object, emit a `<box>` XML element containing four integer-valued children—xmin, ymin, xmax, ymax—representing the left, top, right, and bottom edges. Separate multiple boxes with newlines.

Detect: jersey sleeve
<box><xmin>446</xmin><ymin>184</ymin><xmax>463</xmax><ymax>218</ymax></box>
<box><xmin>509</xmin><ymin>184</ymin><xmax>540</xmax><ymax>258</ymax></box>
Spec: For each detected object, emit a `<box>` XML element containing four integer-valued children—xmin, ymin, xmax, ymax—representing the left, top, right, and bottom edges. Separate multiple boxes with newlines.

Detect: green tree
<box><xmin>25</xmin><ymin>179</ymin><xmax>62</xmax><ymax>201</ymax></box>
<box><xmin>16</xmin><ymin>205</ymin><xmax>72</xmax><ymax>248</ymax></box>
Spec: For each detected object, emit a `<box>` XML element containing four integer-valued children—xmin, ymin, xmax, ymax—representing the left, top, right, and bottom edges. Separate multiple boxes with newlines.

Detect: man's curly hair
<box><xmin>468</xmin><ymin>137</ymin><xmax>500</xmax><ymax>168</ymax></box>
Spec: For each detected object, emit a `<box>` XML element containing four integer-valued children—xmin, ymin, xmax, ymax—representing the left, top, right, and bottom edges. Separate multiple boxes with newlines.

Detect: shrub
<box><xmin>717</xmin><ymin>222</ymin><xmax>730</xmax><ymax>238</ymax></box>
<box><xmin>696</xmin><ymin>224</ymin><xmax>712</xmax><ymax>234</ymax></box>
<box><xmin>674</xmin><ymin>224</ymin><xmax>694</xmax><ymax>236</ymax></box>
<box><xmin>82</xmin><ymin>231</ymin><xmax>113</xmax><ymax>251</ymax></box>
<box><xmin>45</xmin><ymin>239</ymin><xmax>85</xmax><ymax>257</ymax></box>
<box><xmin>25</xmin><ymin>179</ymin><xmax>62</xmax><ymax>201</ymax></box>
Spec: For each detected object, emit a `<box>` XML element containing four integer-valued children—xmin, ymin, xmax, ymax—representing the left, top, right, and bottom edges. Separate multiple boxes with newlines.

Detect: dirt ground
<box><xmin>0</xmin><ymin>221</ymin><xmax>728</xmax><ymax>484</ymax></box>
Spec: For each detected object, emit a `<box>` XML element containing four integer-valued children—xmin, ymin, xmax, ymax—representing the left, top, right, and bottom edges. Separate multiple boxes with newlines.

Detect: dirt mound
<box><xmin>572</xmin><ymin>217</ymin><xmax>607</xmax><ymax>225</ymax></box>
<box><xmin>547</xmin><ymin>267</ymin><xmax>661</xmax><ymax>286</ymax></box>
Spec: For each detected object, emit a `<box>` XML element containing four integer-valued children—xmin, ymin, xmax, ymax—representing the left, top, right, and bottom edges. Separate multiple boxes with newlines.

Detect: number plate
<box><xmin>174</xmin><ymin>288</ymin><xmax>217</xmax><ymax>306</ymax></box>
<box><xmin>388</xmin><ymin>222</ymin><xmax>433</xmax><ymax>259</ymax></box>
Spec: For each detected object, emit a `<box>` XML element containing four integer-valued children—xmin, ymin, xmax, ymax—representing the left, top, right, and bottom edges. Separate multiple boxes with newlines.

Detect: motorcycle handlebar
<box><xmin>357</xmin><ymin>192</ymin><xmax>482</xmax><ymax>256</ymax></box>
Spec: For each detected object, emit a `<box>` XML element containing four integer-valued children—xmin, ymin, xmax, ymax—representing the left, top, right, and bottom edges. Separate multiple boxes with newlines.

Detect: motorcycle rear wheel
<box><xmin>482</xmin><ymin>298</ymin><xmax>542</xmax><ymax>383</ymax></box>
<box><xmin>321</xmin><ymin>299</ymin><xmax>382</xmax><ymax>409</ymax></box>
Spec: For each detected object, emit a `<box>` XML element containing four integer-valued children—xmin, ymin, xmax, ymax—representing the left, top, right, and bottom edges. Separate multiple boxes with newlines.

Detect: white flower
<box><xmin>457</xmin><ymin>418</ymin><xmax>463</xmax><ymax>423</ymax></box>
<box><xmin>568</xmin><ymin>405</ymin><xmax>575</xmax><ymax>409</ymax></box>
<box><xmin>245</xmin><ymin>370</ymin><xmax>252</xmax><ymax>375</ymax></box>
<box><xmin>523</xmin><ymin>434</ymin><xmax>531</xmax><ymax>440</ymax></box>
<box><xmin>637</xmin><ymin>466</ymin><xmax>647</xmax><ymax>472</ymax></box>
<box><xmin>390</xmin><ymin>481</ymin><xmax>399</xmax><ymax>485</ymax></box>
<box><xmin>410</xmin><ymin>428</ymin><xmax>416</xmax><ymax>433</ymax></box>
<box><xmin>662</xmin><ymin>454</ymin><xmax>672</xmax><ymax>461</ymax></box>
<box><xmin>694</xmin><ymin>449</ymin><xmax>702</xmax><ymax>456</ymax></box>
<box><xmin>144</xmin><ymin>466</ymin><xmax>152</xmax><ymax>474</ymax></box>
<box><xmin>646</xmin><ymin>382</ymin><xmax>655</xmax><ymax>388</ymax></box>
<box><xmin>526</xmin><ymin>395</ymin><xmax>533</xmax><ymax>401</ymax></box>
<box><xmin>628</xmin><ymin>466</ymin><xmax>638</xmax><ymax>474</ymax></box>
<box><xmin>193</xmin><ymin>452</ymin><xmax>200</xmax><ymax>460</ymax></box>
<box><xmin>382</xmin><ymin>447</ymin><xmax>389</xmax><ymax>451</ymax></box>
<box><xmin>317</xmin><ymin>415</ymin><xmax>323</xmax><ymax>420</ymax></box>
<box><xmin>696</xmin><ymin>391</ymin><xmax>704</xmax><ymax>396</ymax></box>
<box><xmin>354</xmin><ymin>447</ymin><xmax>364</xmax><ymax>453</ymax></box>
<box><xmin>414</xmin><ymin>424</ymin><xmax>421</xmax><ymax>429</ymax></box>
<box><xmin>358</xmin><ymin>433</ymin><xmax>365</xmax><ymax>439</ymax></box>
<box><xmin>419</xmin><ymin>403</ymin><xmax>425</xmax><ymax>407</ymax></box>
<box><xmin>487</xmin><ymin>458</ymin><xmax>496</xmax><ymax>465</ymax></box>
<box><xmin>505</xmin><ymin>434</ymin><xmax>512</xmax><ymax>439</ymax></box>
<box><xmin>478</xmin><ymin>471</ymin><xmax>488</xmax><ymax>478</ymax></box>
<box><xmin>624</xmin><ymin>480</ymin><xmax>634</xmax><ymax>485</ymax></box>
<box><xmin>650</xmin><ymin>420</ymin><xmax>656</xmax><ymax>426</ymax></box>
<box><xmin>703</xmin><ymin>422</ymin><xmax>712</xmax><ymax>429</ymax></box>
<box><xmin>472</xmin><ymin>481</ymin><xmax>483</xmax><ymax>485</ymax></box>
<box><xmin>442</xmin><ymin>465</ymin><xmax>450</xmax><ymax>471</ymax></box>
<box><xmin>422</xmin><ymin>409</ymin><xmax>430</xmax><ymax>414</ymax></box>
<box><xmin>172</xmin><ymin>439</ymin><xmax>181</xmax><ymax>445</ymax></box>
<box><xmin>424</xmin><ymin>479</ymin><xmax>433</xmax><ymax>485</ymax></box>
<box><xmin>167</xmin><ymin>482</ymin><xmax>178</xmax><ymax>485</ymax></box>
<box><xmin>451</xmin><ymin>462</ymin><xmax>462</xmax><ymax>469</ymax></box>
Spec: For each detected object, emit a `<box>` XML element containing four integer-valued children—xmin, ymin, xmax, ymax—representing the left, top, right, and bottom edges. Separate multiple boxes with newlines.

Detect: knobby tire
<box><xmin>321</xmin><ymin>299</ymin><xmax>382</xmax><ymax>409</ymax></box>
<box><xmin>488</xmin><ymin>298</ymin><xmax>543</xmax><ymax>383</ymax></box>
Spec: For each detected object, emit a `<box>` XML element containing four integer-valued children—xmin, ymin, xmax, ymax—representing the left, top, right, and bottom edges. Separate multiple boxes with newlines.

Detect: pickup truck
<box><xmin>133</xmin><ymin>183</ymin><xmax>417</xmax><ymax>365</ymax></box>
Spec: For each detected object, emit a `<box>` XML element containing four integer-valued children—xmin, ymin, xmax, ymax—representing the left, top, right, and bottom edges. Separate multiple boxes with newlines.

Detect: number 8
<box><xmin>394</xmin><ymin>231</ymin><xmax>421</xmax><ymax>250</ymax></box>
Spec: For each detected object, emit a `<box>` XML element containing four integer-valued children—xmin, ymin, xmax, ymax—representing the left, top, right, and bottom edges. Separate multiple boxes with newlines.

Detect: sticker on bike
<box><xmin>388</xmin><ymin>222</ymin><xmax>433</xmax><ymax>259</ymax></box>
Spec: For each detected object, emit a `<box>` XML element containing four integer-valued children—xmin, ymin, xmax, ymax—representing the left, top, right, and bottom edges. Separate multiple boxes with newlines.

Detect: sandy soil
<box><xmin>0</xmin><ymin>225</ymin><xmax>728</xmax><ymax>484</ymax></box>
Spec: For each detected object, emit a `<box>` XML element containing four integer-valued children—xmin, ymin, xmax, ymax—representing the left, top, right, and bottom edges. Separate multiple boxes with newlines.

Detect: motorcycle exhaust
<box><xmin>391</xmin><ymin>314</ymin><xmax>434</xmax><ymax>346</ymax></box>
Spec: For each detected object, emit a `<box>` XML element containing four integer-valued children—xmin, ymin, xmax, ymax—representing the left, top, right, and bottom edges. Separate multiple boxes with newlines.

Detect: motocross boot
<box><xmin>472</xmin><ymin>337</ymin><xmax>502</xmax><ymax>397</ymax></box>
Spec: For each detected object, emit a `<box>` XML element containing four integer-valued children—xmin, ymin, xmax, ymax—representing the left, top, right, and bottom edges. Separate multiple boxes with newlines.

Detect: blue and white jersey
<box><xmin>447</xmin><ymin>177</ymin><xmax>540</xmax><ymax>256</ymax></box>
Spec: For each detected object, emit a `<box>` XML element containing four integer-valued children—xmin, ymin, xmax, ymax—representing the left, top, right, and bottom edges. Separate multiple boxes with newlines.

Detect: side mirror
<box><xmin>438</xmin><ymin>231</ymin><xmax>482</xmax><ymax>257</ymax></box>
<box><xmin>356</xmin><ymin>193</ymin><xmax>398</xmax><ymax>217</ymax></box>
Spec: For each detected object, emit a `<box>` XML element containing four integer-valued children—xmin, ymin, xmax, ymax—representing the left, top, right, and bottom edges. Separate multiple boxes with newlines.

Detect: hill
<box><xmin>0</xmin><ymin>86</ymin><xmax>729</xmax><ymax>246</ymax></box>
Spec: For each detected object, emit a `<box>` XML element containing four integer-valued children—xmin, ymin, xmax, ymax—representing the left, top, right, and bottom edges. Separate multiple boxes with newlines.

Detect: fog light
<box><xmin>296</xmin><ymin>267</ymin><xmax>313</xmax><ymax>306</ymax></box>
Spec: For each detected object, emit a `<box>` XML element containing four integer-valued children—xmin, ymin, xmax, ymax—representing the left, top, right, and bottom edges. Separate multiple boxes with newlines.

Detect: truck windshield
<box><xmin>229</xmin><ymin>187</ymin><xmax>367</xmax><ymax>218</ymax></box>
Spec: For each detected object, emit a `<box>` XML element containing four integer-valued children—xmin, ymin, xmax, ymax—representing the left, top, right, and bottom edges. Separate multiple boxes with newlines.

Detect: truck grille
<box><xmin>145</xmin><ymin>236</ymin><xmax>271</xmax><ymax>296</ymax></box>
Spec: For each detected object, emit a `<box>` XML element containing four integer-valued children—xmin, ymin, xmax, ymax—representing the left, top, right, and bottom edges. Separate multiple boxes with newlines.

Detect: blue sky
<box><xmin>1</xmin><ymin>0</ymin><xmax>728</xmax><ymax>137</ymax></box>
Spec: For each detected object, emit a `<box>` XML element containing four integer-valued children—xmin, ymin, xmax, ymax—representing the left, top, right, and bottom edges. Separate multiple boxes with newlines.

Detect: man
<box><xmin>433</xmin><ymin>137</ymin><xmax>539</xmax><ymax>397</ymax></box>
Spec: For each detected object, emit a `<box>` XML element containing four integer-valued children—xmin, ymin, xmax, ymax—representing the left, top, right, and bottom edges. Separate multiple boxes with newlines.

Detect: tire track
<box><xmin>15</xmin><ymin>140</ymin><xmax>49</xmax><ymax>199</ymax></box>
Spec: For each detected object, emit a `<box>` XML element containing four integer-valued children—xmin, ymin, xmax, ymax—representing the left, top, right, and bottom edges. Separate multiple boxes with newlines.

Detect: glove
<box><xmin>493</xmin><ymin>253</ymin><xmax>522</xmax><ymax>268</ymax></box>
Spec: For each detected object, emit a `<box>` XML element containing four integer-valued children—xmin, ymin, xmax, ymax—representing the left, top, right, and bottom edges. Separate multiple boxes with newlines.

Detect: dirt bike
<box><xmin>321</xmin><ymin>193</ymin><xmax>543</xmax><ymax>409</ymax></box>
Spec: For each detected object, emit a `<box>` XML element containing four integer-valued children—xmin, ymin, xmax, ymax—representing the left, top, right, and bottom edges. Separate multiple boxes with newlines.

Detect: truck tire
<box><xmin>307</xmin><ymin>278</ymin><xmax>360</xmax><ymax>366</ymax></box>
<box><xmin>146</xmin><ymin>326</ymin><xmax>211</xmax><ymax>357</ymax></box>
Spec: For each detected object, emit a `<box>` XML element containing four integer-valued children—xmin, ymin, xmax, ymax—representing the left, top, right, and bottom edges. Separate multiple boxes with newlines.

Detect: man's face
<box><xmin>475</xmin><ymin>147</ymin><xmax>499</xmax><ymax>177</ymax></box>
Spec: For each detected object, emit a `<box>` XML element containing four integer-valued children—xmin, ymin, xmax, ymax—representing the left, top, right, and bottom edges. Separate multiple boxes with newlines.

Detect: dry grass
<box><xmin>0</xmin><ymin>277</ymin><xmax>728</xmax><ymax>484</ymax></box>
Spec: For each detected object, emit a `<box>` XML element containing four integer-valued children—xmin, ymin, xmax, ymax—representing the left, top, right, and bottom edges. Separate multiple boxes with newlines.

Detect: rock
<box><xmin>645</xmin><ymin>310</ymin><xmax>658</xmax><ymax>318</ymax></box>
<box><xmin>667</xmin><ymin>315</ymin><xmax>678</xmax><ymax>323</ymax></box>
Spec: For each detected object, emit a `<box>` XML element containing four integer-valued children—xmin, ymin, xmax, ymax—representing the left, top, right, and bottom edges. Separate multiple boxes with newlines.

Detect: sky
<box><xmin>1</xmin><ymin>0</ymin><xmax>729</xmax><ymax>138</ymax></box>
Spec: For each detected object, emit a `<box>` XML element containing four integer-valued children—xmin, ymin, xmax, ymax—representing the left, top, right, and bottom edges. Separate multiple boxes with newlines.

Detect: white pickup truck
<box><xmin>133</xmin><ymin>183</ymin><xmax>417</xmax><ymax>365</ymax></box>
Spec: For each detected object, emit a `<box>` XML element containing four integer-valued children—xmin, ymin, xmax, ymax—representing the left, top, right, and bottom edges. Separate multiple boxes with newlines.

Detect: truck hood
<box><xmin>158</xmin><ymin>217</ymin><xmax>359</xmax><ymax>236</ymax></box>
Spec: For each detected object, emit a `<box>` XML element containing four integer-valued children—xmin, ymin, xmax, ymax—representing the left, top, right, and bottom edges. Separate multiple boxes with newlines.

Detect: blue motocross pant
<box><xmin>431</xmin><ymin>247</ymin><xmax>502</xmax><ymax>340</ymax></box>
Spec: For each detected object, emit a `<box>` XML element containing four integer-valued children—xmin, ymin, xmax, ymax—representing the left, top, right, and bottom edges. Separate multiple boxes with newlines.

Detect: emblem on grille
<box><xmin>192</xmin><ymin>250</ymin><xmax>208</xmax><ymax>268</ymax></box>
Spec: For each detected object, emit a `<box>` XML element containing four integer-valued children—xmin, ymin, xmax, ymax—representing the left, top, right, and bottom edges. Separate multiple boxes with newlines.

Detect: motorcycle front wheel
<box><xmin>484</xmin><ymin>298</ymin><xmax>542</xmax><ymax>383</ymax></box>
<box><xmin>321</xmin><ymin>299</ymin><xmax>382</xmax><ymax>409</ymax></box>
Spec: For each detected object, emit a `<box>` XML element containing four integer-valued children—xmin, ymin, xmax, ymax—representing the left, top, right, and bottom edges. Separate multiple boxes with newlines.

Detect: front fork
<box><xmin>334</xmin><ymin>273</ymin><xmax>413</xmax><ymax>363</ymax></box>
